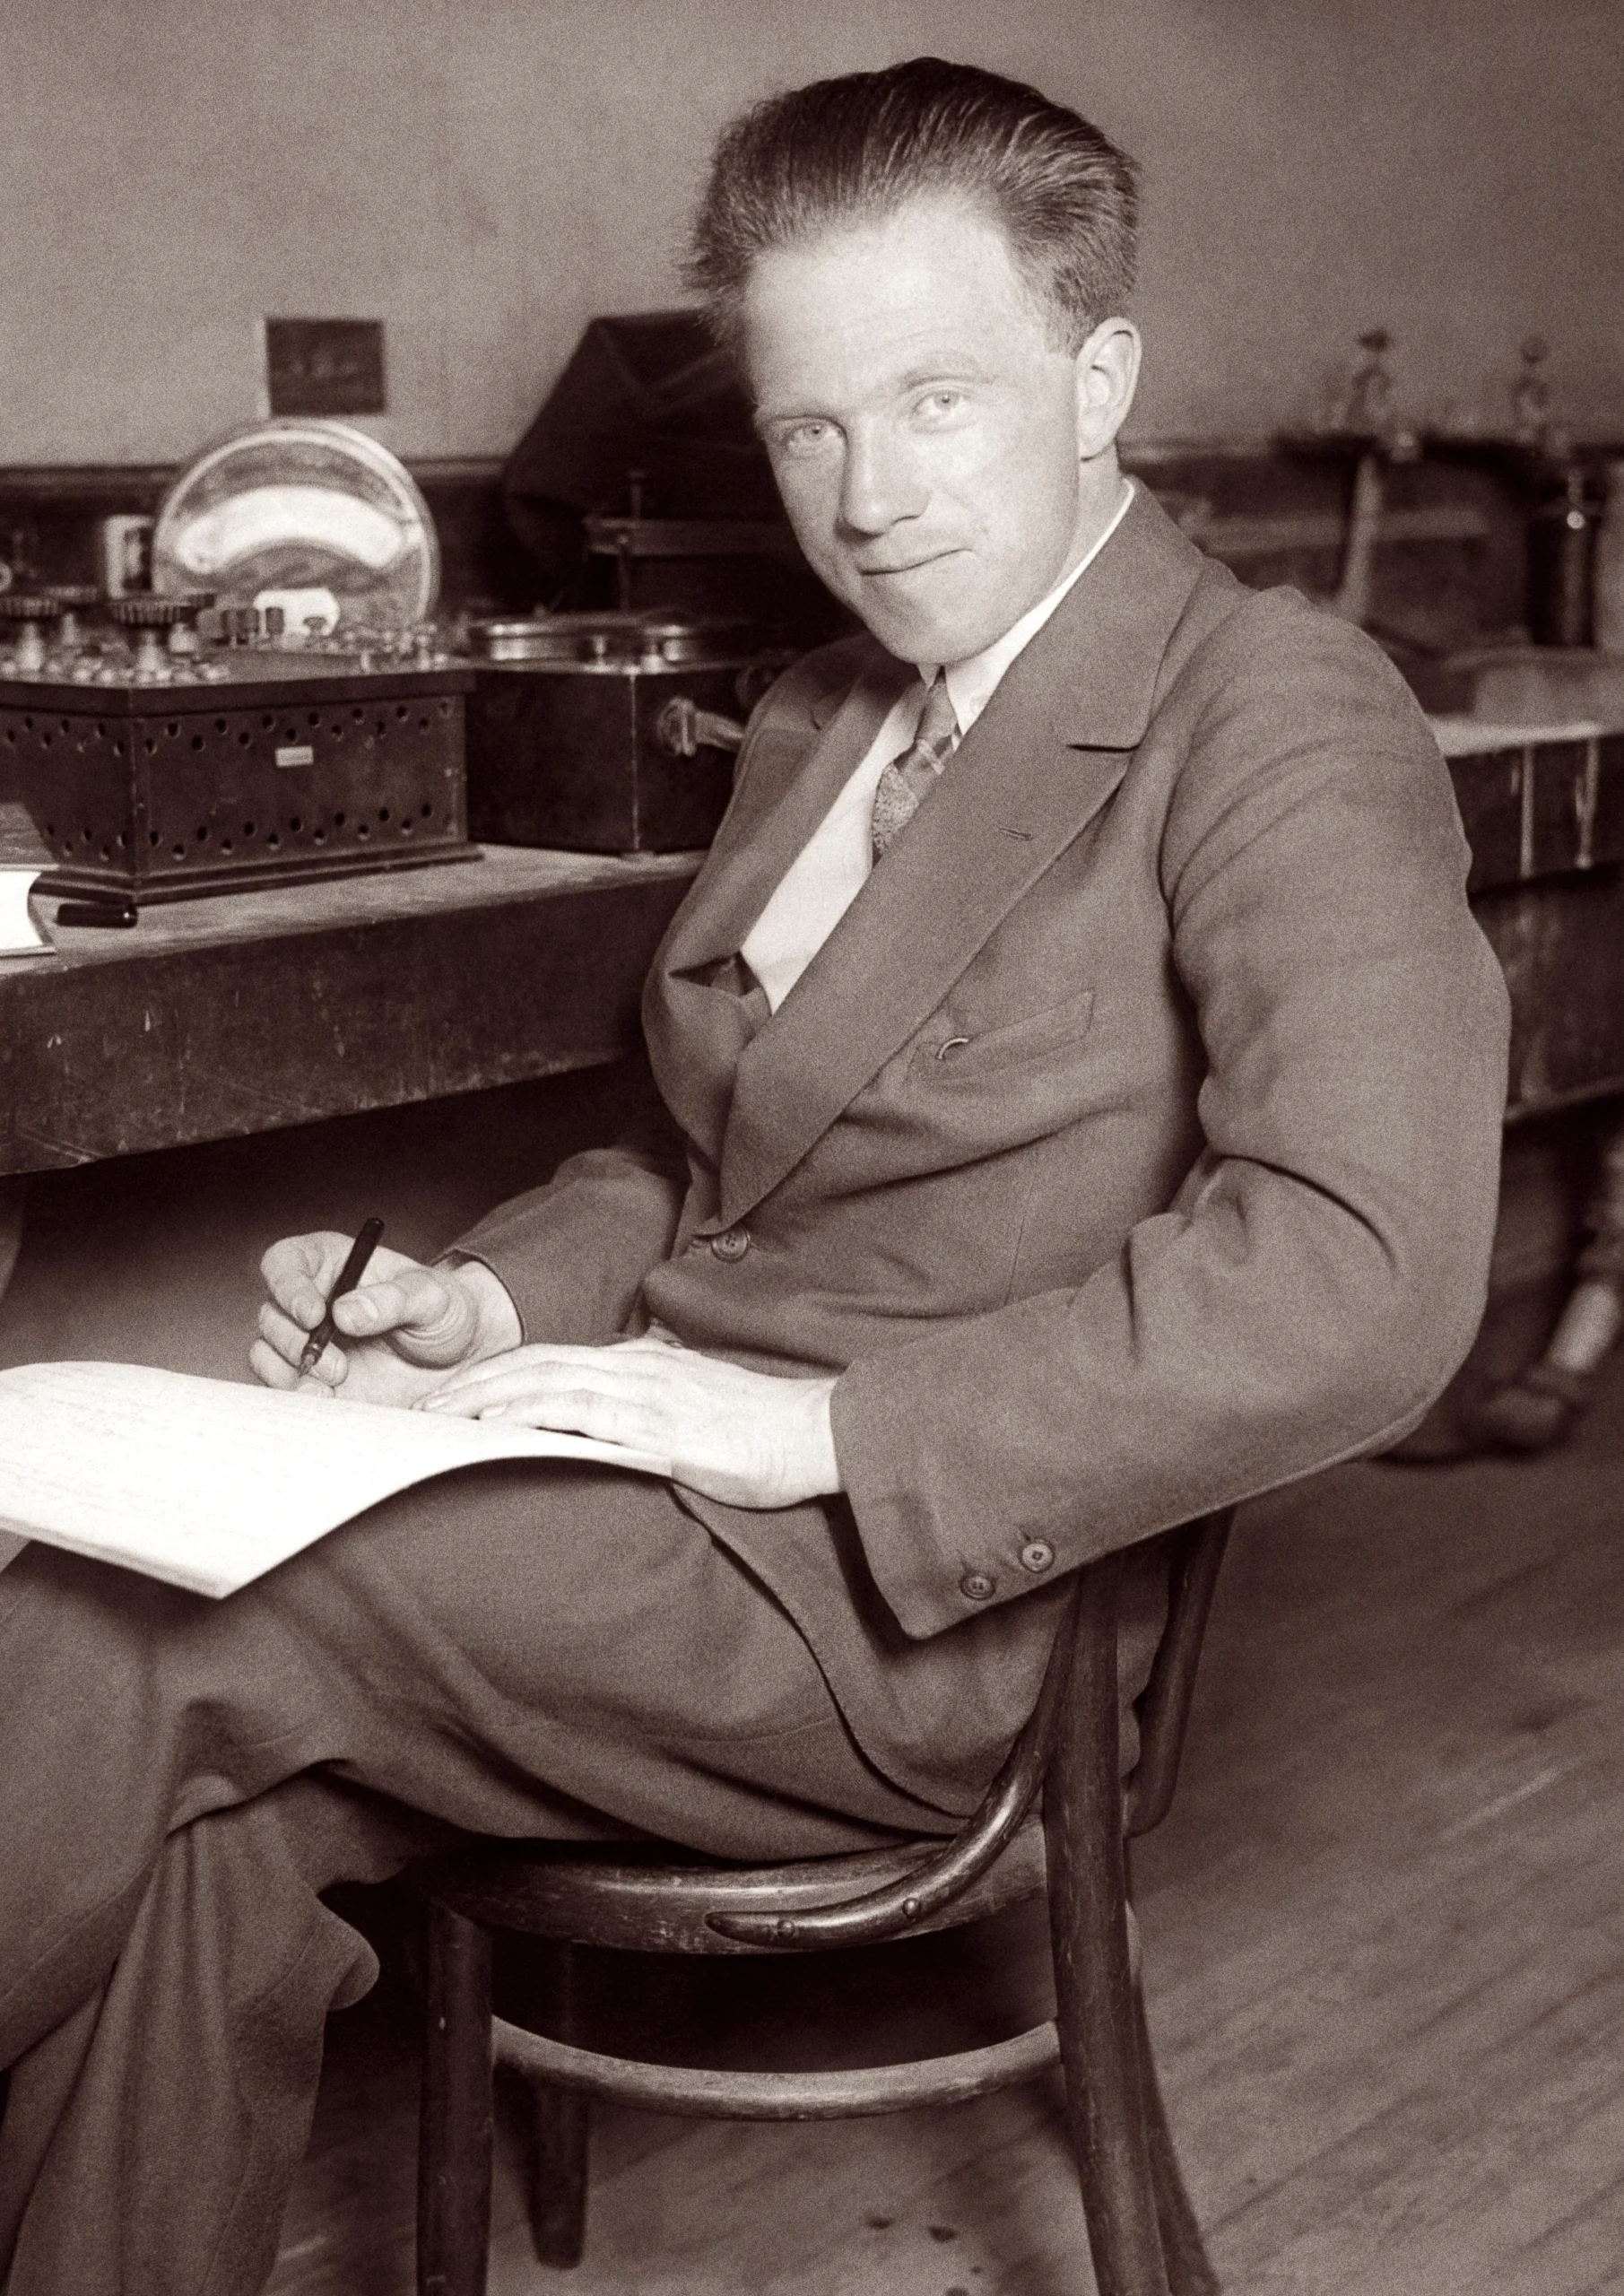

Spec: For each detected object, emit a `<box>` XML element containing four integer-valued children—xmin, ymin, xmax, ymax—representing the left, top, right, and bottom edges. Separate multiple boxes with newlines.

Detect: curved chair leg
<box><xmin>1133</xmin><ymin>1983</ymin><xmax>1219</xmax><ymax>2296</ymax></box>
<box><xmin>522</xmin><ymin>1944</ymin><xmax>590</xmax><ymax>2267</ymax></box>
<box><xmin>1044</xmin><ymin>1552</ymin><xmax>1171</xmax><ymax>2296</ymax></box>
<box><xmin>419</xmin><ymin>1901</ymin><xmax>494</xmax><ymax>2296</ymax></box>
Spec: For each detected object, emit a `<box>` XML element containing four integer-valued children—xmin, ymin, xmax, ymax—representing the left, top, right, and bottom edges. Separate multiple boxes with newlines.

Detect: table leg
<box><xmin>0</xmin><ymin>1177</ymin><xmax>27</xmax><ymax>1572</ymax></box>
<box><xmin>1478</xmin><ymin>1111</ymin><xmax>1624</xmax><ymax>1452</ymax></box>
<box><xmin>0</xmin><ymin>1174</ymin><xmax>24</xmax><ymax>1305</ymax></box>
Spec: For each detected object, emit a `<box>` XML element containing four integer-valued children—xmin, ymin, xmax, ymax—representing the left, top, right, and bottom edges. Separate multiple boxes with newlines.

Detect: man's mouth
<box><xmin>855</xmin><ymin>548</ymin><xmax>961</xmax><ymax>578</ymax></box>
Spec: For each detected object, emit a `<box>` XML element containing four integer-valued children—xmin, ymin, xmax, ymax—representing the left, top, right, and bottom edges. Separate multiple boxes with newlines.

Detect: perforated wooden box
<box><xmin>0</xmin><ymin>661</ymin><xmax>477</xmax><ymax>904</ymax></box>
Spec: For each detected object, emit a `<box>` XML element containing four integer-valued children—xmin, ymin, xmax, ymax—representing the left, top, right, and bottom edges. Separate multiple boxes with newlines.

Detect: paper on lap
<box><xmin>0</xmin><ymin>1361</ymin><xmax>670</xmax><ymax>1597</ymax></box>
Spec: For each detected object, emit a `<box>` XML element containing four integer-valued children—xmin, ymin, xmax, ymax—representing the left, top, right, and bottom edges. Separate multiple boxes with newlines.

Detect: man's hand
<box><xmin>251</xmin><ymin>1233</ymin><xmax>522</xmax><ymax>1409</ymax></box>
<box><xmin>419</xmin><ymin>1335</ymin><xmax>842</xmax><ymax>1509</ymax></box>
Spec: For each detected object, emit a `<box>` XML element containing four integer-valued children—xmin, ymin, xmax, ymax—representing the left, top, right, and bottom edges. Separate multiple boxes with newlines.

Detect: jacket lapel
<box><xmin>643</xmin><ymin>642</ymin><xmax>912</xmax><ymax>1166</ymax></box>
<box><xmin>659</xmin><ymin>644</ymin><xmax>910</xmax><ymax>973</ymax></box>
<box><xmin>714</xmin><ymin>489</ymin><xmax>1208</xmax><ymax>1227</ymax></box>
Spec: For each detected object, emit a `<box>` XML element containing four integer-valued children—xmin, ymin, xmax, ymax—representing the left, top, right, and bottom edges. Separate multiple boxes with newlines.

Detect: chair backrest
<box><xmin>705</xmin><ymin>1510</ymin><xmax>1232</xmax><ymax>1949</ymax></box>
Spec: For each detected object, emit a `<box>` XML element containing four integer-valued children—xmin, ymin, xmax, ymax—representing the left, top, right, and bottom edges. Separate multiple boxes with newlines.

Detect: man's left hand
<box><xmin>419</xmin><ymin>1336</ymin><xmax>842</xmax><ymax>1510</ymax></box>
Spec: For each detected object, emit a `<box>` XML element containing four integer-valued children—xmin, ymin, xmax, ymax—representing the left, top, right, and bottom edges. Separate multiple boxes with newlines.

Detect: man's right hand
<box><xmin>251</xmin><ymin>1233</ymin><xmax>523</xmax><ymax>1409</ymax></box>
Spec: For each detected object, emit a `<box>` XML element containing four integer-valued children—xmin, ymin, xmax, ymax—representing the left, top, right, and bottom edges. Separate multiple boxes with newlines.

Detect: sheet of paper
<box><xmin>0</xmin><ymin>1361</ymin><xmax>671</xmax><ymax>1597</ymax></box>
<box><xmin>0</xmin><ymin>870</ymin><xmax>48</xmax><ymax>957</ymax></box>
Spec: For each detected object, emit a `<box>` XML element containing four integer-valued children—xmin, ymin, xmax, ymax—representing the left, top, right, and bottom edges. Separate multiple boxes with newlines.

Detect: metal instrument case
<box><xmin>0</xmin><ymin>658</ymin><xmax>477</xmax><ymax>903</ymax></box>
<box><xmin>465</xmin><ymin>651</ymin><xmax>751</xmax><ymax>856</ymax></box>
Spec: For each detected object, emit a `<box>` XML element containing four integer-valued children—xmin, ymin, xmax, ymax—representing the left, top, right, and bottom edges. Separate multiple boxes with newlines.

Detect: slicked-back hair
<box><xmin>687</xmin><ymin>57</ymin><xmax>1139</xmax><ymax>358</ymax></box>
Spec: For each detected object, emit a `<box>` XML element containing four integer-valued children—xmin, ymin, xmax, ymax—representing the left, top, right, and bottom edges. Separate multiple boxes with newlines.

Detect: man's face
<box><xmin>743</xmin><ymin>195</ymin><xmax>1097</xmax><ymax>666</ymax></box>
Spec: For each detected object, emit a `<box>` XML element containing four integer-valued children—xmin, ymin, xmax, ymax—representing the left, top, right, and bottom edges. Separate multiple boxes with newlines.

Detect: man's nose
<box><xmin>837</xmin><ymin>422</ymin><xmax>928</xmax><ymax>535</ymax></box>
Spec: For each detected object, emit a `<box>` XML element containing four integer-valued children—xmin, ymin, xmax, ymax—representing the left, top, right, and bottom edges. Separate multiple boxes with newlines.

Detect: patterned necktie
<box><xmin>870</xmin><ymin>672</ymin><xmax>960</xmax><ymax>861</ymax></box>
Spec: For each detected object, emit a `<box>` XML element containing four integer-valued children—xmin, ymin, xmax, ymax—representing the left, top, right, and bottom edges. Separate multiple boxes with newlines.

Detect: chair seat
<box><xmin>413</xmin><ymin>1808</ymin><xmax>1050</xmax><ymax>1955</ymax></box>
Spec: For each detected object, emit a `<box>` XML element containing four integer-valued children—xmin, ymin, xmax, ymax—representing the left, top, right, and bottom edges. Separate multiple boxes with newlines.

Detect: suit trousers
<box><xmin>0</xmin><ymin>1459</ymin><xmax>950</xmax><ymax>2296</ymax></box>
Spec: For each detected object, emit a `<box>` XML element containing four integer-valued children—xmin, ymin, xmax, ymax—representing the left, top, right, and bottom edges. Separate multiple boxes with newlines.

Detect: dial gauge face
<box><xmin>153</xmin><ymin>420</ymin><xmax>438</xmax><ymax>631</ymax></box>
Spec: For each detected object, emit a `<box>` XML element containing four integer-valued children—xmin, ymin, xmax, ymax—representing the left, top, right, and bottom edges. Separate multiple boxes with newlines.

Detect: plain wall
<box><xmin>4</xmin><ymin>0</ymin><xmax>1621</xmax><ymax>466</ymax></box>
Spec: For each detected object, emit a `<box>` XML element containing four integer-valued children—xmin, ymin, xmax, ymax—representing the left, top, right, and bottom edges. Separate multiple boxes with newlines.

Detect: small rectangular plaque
<box><xmin>265</xmin><ymin>318</ymin><xmax>386</xmax><ymax>417</ymax></box>
<box><xmin>274</xmin><ymin>744</ymin><xmax>316</xmax><ymax>770</ymax></box>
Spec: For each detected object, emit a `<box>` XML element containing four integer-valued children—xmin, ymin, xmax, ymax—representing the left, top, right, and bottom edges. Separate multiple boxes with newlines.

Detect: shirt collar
<box><xmin>934</xmin><ymin>477</ymin><xmax>1136</xmax><ymax>737</ymax></box>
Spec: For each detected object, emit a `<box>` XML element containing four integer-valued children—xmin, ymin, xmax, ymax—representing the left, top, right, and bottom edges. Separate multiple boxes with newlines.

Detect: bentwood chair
<box><xmin>410</xmin><ymin>1510</ymin><xmax>1231</xmax><ymax>2296</ymax></box>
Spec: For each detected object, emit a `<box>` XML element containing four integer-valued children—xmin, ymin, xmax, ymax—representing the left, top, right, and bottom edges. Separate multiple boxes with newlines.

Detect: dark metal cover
<box><xmin>501</xmin><ymin>313</ymin><xmax>847</xmax><ymax>645</ymax></box>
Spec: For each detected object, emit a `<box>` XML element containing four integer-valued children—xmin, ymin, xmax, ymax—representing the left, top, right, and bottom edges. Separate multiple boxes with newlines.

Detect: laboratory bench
<box><xmin>4</xmin><ymin>705</ymin><xmax>1624</xmax><ymax>1310</ymax></box>
<box><xmin>0</xmin><ymin>844</ymin><xmax>699</xmax><ymax>1295</ymax></box>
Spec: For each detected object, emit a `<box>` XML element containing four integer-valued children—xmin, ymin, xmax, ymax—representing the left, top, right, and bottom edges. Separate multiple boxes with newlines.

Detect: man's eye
<box><xmin>773</xmin><ymin>420</ymin><xmax>838</xmax><ymax>459</ymax></box>
<box><xmin>914</xmin><ymin>391</ymin><xmax>968</xmax><ymax>424</ymax></box>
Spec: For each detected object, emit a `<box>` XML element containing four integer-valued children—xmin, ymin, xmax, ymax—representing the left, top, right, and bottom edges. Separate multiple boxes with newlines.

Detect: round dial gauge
<box><xmin>152</xmin><ymin>419</ymin><xmax>438</xmax><ymax>631</ymax></box>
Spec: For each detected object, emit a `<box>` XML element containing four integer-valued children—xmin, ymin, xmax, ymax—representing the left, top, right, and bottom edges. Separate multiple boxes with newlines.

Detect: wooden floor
<box><xmin>269</xmin><ymin>1307</ymin><xmax>1624</xmax><ymax>2296</ymax></box>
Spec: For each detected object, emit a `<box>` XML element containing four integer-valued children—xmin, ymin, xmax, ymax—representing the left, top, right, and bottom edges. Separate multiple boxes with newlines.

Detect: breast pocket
<box><xmin>912</xmin><ymin>987</ymin><xmax>1097</xmax><ymax>1078</ymax></box>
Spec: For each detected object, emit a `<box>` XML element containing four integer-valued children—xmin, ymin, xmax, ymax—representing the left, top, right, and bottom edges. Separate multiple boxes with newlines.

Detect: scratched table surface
<box><xmin>0</xmin><ymin>846</ymin><xmax>699</xmax><ymax>1178</ymax></box>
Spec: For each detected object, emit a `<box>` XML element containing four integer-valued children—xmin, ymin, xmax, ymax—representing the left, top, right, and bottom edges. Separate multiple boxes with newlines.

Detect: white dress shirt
<box><xmin>741</xmin><ymin>480</ymin><xmax>1136</xmax><ymax>1012</ymax></box>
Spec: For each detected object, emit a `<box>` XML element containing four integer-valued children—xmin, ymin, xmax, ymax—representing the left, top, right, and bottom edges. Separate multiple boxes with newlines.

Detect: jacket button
<box><xmin>960</xmin><ymin>1570</ymin><xmax>996</xmax><ymax>1602</ymax></box>
<box><xmin>1020</xmin><ymin>1540</ymin><xmax>1055</xmax><ymax>1574</ymax></box>
<box><xmin>710</xmin><ymin>1226</ymin><xmax>751</xmax><ymax>1262</ymax></box>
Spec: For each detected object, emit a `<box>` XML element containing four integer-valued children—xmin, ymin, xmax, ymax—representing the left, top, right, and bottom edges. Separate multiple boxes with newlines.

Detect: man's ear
<box><xmin>1073</xmin><ymin>317</ymin><xmax>1142</xmax><ymax>461</ymax></box>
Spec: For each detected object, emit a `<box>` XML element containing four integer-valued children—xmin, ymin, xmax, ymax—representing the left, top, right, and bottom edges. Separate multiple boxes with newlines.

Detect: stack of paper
<box><xmin>0</xmin><ymin>870</ymin><xmax>49</xmax><ymax>959</ymax></box>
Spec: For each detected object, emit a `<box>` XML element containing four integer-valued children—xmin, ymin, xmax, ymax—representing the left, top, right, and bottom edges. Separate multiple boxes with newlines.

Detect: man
<box><xmin>0</xmin><ymin>57</ymin><xmax>1507</xmax><ymax>2295</ymax></box>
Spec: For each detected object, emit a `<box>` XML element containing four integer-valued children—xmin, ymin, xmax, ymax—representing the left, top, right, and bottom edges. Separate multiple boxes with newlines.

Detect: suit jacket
<box><xmin>459</xmin><ymin>489</ymin><xmax>1509</xmax><ymax>1812</ymax></box>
